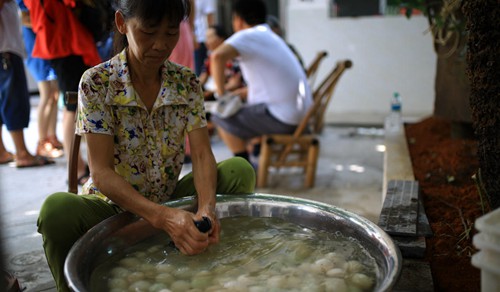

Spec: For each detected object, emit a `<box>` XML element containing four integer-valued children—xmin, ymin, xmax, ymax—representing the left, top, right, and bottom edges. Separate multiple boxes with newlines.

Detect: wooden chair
<box><xmin>257</xmin><ymin>60</ymin><xmax>352</xmax><ymax>188</ymax></box>
<box><xmin>65</xmin><ymin>91</ymin><xmax>81</xmax><ymax>194</ymax></box>
<box><xmin>305</xmin><ymin>51</ymin><xmax>328</xmax><ymax>89</ymax></box>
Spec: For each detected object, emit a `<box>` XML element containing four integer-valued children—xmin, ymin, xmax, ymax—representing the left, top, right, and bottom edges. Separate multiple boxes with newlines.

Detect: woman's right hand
<box><xmin>155</xmin><ymin>206</ymin><xmax>210</xmax><ymax>255</ymax></box>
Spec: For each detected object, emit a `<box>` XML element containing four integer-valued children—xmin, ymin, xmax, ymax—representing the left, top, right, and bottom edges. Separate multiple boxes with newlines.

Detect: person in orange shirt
<box><xmin>23</xmin><ymin>0</ymin><xmax>102</xmax><ymax>183</ymax></box>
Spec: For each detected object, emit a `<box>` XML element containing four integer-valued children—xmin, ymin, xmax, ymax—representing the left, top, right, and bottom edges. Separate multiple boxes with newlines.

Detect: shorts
<box><xmin>211</xmin><ymin>103</ymin><xmax>297</xmax><ymax>140</ymax></box>
<box><xmin>22</xmin><ymin>27</ymin><xmax>57</xmax><ymax>82</ymax></box>
<box><xmin>50</xmin><ymin>55</ymin><xmax>89</xmax><ymax>112</ymax></box>
<box><xmin>0</xmin><ymin>52</ymin><xmax>31</xmax><ymax>131</ymax></box>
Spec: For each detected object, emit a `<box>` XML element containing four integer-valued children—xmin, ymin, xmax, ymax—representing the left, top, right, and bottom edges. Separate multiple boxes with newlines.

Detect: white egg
<box><xmin>148</xmin><ymin>283</ymin><xmax>168</xmax><ymax>292</ymax></box>
<box><xmin>170</xmin><ymin>280</ymin><xmax>191</xmax><ymax>292</ymax></box>
<box><xmin>128</xmin><ymin>280</ymin><xmax>151</xmax><ymax>291</ymax></box>
<box><xmin>248</xmin><ymin>286</ymin><xmax>266</xmax><ymax>292</ymax></box>
<box><xmin>314</xmin><ymin>258</ymin><xmax>334</xmax><ymax>273</ymax></box>
<box><xmin>326</xmin><ymin>268</ymin><xmax>345</xmax><ymax>278</ymax></box>
<box><xmin>155</xmin><ymin>273</ymin><xmax>175</xmax><ymax>285</ymax></box>
<box><xmin>111</xmin><ymin>267</ymin><xmax>131</xmax><ymax>278</ymax></box>
<box><xmin>344</xmin><ymin>261</ymin><xmax>364</xmax><ymax>274</ymax></box>
<box><xmin>155</xmin><ymin>264</ymin><xmax>174</xmax><ymax>273</ymax></box>
<box><xmin>147</xmin><ymin>245</ymin><xmax>162</xmax><ymax>254</ymax></box>
<box><xmin>108</xmin><ymin>277</ymin><xmax>128</xmax><ymax>289</ymax></box>
<box><xmin>120</xmin><ymin>257</ymin><xmax>142</xmax><ymax>268</ymax></box>
<box><xmin>130</xmin><ymin>251</ymin><xmax>148</xmax><ymax>259</ymax></box>
<box><xmin>172</xmin><ymin>266</ymin><xmax>193</xmax><ymax>280</ymax></box>
<box><xmin>190</xmin><ymin>275</ymin><xmax>213</xmax><ymax>289</ymax></box>
<box><xmin>127</xmin><ymin>271</ymin><xmax>145</xmax><ymax>283</ymax></box>
<box><xmin>323</xmin><ymin>278</ymin><xmax>347</xmax><ymax>292</ymax></box>
<box><xmin>267</xmin><ymin>275</ymin><xmax>286</xmax><ymax>288</ymax></box>
<box><xmin>349</xmin><ymin>273</ymin><xmax>374</xmax><ymax>290</ymax></box>
<box><xmin>236</xmin><ymin>274</ymin><xmax>253</xmax><ymax>286</ymax></box>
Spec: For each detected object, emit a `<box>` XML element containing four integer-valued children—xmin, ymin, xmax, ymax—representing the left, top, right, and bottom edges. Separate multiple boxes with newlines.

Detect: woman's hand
<box><xmin>155</xmin><ymin>206</ymin><xmax>211</xmax><ymax>255</ymax></box>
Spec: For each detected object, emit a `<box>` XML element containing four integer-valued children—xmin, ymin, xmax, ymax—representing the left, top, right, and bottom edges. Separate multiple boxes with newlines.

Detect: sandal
<box><xmin>47</xmin><ymin>135</ymin><xmax>63</xmax><ymax>150</ymax></box>
<box><xmin>77</xmin><ymin>165</ymin><xmax>91</xmax><ymax>186</ymax></box>
<box><xmin>16</xmin><ymin>155</ymin><xmax>55</xmax><ymax>168</ymax></box>
<box><xmin>37</xmin><ymin>140</ymin><xmax>64</xmax><ymax>158</ymax></box>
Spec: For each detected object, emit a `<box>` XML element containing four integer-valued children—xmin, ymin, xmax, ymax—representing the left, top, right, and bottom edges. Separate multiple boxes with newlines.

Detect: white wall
<box><xmin>286</xmin><ymin>0</ymin><xmax>436</xmax><ymax>125</ymax></box>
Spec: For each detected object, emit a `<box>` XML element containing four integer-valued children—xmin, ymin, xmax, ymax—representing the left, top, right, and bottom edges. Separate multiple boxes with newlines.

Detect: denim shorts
<box><xmin>0</xmin><ymin>52</ymin><xmax>31</xmax><ymax>130</ymax></box>
<box><xmin>211</xmin><ymin>103</ymin><xmax>297</xmax><ymax>140</ymax></box>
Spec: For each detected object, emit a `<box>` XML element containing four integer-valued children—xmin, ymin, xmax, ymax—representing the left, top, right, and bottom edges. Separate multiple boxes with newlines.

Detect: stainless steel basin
<box><xmin>65</xmin><ymin>193</ymin><xmax>401</xmax><ymax>291</ymax></box>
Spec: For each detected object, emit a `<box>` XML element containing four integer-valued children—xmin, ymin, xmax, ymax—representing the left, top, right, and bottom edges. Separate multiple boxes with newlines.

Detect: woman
<box><xmin>37</xmin><ymin>0</ymin><xmax>255</xmax><ymax>290</ymax></box>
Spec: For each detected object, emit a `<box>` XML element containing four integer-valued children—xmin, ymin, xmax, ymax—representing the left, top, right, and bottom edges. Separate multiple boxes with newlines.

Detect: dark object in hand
<box><xmin>194</xmin><ymin>217</ymin><xmax>212</xmax><ymax>233</ymax></box>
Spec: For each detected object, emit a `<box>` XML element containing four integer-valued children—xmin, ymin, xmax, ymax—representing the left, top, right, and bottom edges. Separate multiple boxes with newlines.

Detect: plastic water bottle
<box><xmin>384</xmin><ymin>92</ymin><xmax>402</xmax><ymax>133</ymax></box>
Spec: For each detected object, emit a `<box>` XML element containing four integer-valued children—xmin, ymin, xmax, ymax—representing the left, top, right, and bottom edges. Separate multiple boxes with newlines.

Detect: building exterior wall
<box><xmin>286</xmin><ymin>0</ymin><xmax>436</xmax><ymax>125</ymax></box>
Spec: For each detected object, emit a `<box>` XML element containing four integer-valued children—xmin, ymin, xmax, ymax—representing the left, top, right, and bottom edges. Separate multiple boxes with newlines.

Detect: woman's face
<box><xmin>116</xmin><ymin>12</ymin><xmax>180</xmax><ymax>68</ymax></box>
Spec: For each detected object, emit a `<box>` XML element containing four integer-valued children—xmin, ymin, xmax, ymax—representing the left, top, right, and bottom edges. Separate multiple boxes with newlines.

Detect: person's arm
<box><xmin>189</xmin><ymin>0</ymin><xmax>198</xmax><ymax>49</ymax></box>
<box><xmin>210</xmin><ymin>43</ymin><xmax>239</xmax><ymax>97</ymax></box>
<box><xmin>187</xmin><ymin>126</ymin><xmax>219</xmax><ymax>244</ymax></box>
<box><xmin>85</xmin><ymin>132</ymin><xmax>211</xmax><ymax>255</ymax></box>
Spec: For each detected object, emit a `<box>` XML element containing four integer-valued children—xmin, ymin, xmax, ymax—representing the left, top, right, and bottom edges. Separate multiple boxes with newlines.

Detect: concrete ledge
<box><xmin>382</xmin><ymin>127</ymin><xmax>415</xmax><ymax>201</ymax></box>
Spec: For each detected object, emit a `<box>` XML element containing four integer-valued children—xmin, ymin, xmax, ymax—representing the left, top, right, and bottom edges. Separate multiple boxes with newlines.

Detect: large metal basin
<box><xmin>65</xmin><ymin>193</ymin><xmax>401</xmax><ymax>291</ymax></box>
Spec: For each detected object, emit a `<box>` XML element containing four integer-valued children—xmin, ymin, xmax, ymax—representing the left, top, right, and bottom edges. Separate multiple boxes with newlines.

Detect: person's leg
<box><xmin>37</xmin><ymin>80</ymin><xmax>51</xmax><ymax>142</ymax></box>
<box><xmin>0</xmin><ymin>52</ymin><xmax>51</xmax><ymax>166</ymax></box>
<box><xmin>50</xmin><ymin>56</ymin><xmax>89</xmax><ymax>180</ymax></box>
<box><xmin>36</xmin><ymin>80</ymin><xmax>63</xmax><ymax>158</ymax></box>
<box><xmin>0</xmin><ymin>124</ymin><xmax>15</xmax><ymax>163</ymax></box>
<box><xmin>9</xmin><ymin>130</ymin><xmax>33</xmax><ymax>163</ymax></box>
<box><xmin>212</xmin><ymin>104</ymin><xmax>296</xmax><ymax>162</ymax></box>
<box><xmin>37</xmin><ymin>193</ymin><xmax>120</xmax><ymax>292</ymax></box>
<box><xmin>194</xmin><ymin>42</ymin><xmax>208</xmax><ymax>76</ymax></box>
<box><xmin>46</xmin><ymin>80</ymin><xmax>62</xmax><ymax>149</ymax></box>
<box><xmin>216</xmin><ymin>127</ymin><xmax>249</xmax><ymax>160</ymax></box>
<box><xmin>172</xmin><ymin>157</ymin><xmax>255</xmax><ymax>199</ymax></box>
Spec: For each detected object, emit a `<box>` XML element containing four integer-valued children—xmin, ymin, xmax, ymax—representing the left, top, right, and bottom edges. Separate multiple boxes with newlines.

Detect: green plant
<box><xmin>388</xmin><ymin>0</ymin><xmax>466</xmax><ymax>58</ymax></box>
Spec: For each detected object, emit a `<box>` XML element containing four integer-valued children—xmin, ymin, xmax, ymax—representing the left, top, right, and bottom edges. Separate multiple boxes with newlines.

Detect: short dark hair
<box><xmin>209</xmin><ymin>25</ymin><xmax>228</xmax><ymax>39</ymax></box>
<box><xmin>113</xmin><ymin>0</ymin><xmax>190</xmax><ymax>53</ymax></box>
<box><xmin>232</xmin><ymin>0</ymin><xmax>267</xmax><ymax>26</ymax></box>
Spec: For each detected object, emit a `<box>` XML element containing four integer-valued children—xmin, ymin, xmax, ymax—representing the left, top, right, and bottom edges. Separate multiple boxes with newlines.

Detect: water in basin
<box><xmin>90</xmin><ymin>216</ymin><xmax>378</xmax><ymax>291</ymax></box>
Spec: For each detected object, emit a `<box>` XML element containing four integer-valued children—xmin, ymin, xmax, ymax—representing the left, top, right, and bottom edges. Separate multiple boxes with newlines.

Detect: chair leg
<box><xmin>304</xmin><ymin>141</ymin><xmax>320</xmax><ymax>188</ymax></box>
<box><xmin>68</xmin><ymin>134</ymin><xmax>81</xmax><ymax>194</ymax></box>
<box><xmin>257</xmin><ymin>138</ymin><xmax>272</xmax><ymax>188</ymax></box>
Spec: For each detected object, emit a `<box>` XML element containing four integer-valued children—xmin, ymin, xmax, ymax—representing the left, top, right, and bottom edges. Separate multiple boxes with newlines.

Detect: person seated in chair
<box><xmin>210</xmin><ymin>0</ymin><xmax>312</xmax><ymax>163</ymax></box>
<box><xmin>199</xmin><ymin>25</ymin><xmax>245</xmax><ymax>101</ymax></box>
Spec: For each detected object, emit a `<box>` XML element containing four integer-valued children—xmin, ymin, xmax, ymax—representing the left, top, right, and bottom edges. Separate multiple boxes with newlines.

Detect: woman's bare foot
<box><xmin>0</xmin><ymin>151</ymin><xmax>14</xmax><ymax>164</ymax></box>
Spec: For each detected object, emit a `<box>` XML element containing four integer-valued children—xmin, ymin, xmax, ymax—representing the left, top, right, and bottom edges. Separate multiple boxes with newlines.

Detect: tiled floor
<box><xmin>0</xmin><ymin>101</ymin><xmax>385</xmax><ymax>291</ymax></box>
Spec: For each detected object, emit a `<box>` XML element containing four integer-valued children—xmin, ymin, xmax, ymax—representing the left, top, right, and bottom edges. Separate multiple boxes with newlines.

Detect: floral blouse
<box><xmin>76</xmin><ymin>49</ymin><xmax>207</xmax><ymax>203</ymax></box>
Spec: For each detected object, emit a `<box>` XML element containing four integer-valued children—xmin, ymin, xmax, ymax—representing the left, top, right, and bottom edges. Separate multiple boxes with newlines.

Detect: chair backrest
<box><xmin>65</xmin><ymin>91</ymin><xmax>80</xmax><ymax>194</ymax></box>
<box><xmin>295</xmin><ymin>59</ymin><xmax>352</xmax><ymax>138</ymax></box>
<box><xmin>306</xmin><ymin>51</ymin><xmax>328</xmax><ymax>89</ymax></box>
<box><xmin>276</xmin><ymin>60</ymin><xmax>352</xmax><ymax>163</ymax></box>
<box><xmin>310</xmin><ymin>59</ymin><xmax>352</xmax><ymax>134</ymax></box>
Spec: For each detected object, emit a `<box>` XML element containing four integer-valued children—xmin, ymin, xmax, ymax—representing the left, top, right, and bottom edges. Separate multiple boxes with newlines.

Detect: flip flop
<box><xmin>16</xmin><ymin>155</ymin><xmax>55</xmax><ymax>168</ymax></box>
<box><xmin>0</xmin><ymin>152</ymin><xmax>15</xmax><ymax>165</ymax></box>
<box><xmin>77</xmin><ymin>165</ymin><xmax>91</xmax><ymax>186</ymax></box>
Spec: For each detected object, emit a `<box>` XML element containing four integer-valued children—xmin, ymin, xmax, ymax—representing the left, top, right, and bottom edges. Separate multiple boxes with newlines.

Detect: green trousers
<box><xmin>37</xmin><ymin>157</ymin><xmax>255</xmax><ymax>292</ymax></box>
